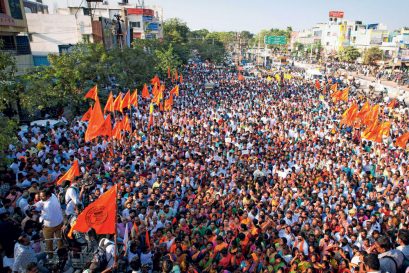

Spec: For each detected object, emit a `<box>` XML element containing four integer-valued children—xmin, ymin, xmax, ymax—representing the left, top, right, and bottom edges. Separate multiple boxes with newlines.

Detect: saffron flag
<box><xmin>85</xmin><ymin>97</ymin><xmax>105</xmax><ymax>142</ymax></box>
<box><xmin>145</xmin><ymin>229</ymin><xmax>151</xmax><ymax>250</ymax></box>
<box><xmin>339</xmin><ymin>88</ymin><xmax>349</xmax><ymax>102</ymax></box>
<box><xmin>363</xmin><ymin>105</ymin><xmax>379</xmax><ymax>127</ymax></box>
<box><xmin>151</xmin><ymin>75</ymin><xmax>160</xmax><ymax>86</ymax></box>
<box><xmin>357</xmin><ymin>102</ymin><xmax>371</xmax><ymax>122</ymax></box>
<box><xmin>113</xmin><ymin>93</ymin><xmax>123</xmax><ymax>113</ymax></box>
<box><xmin>341</xmin><ymin>103</ymin><xmax>358</xmax><ymax>126</ymax></box>
<box><xmin>72</xmin><ymin>184</ymin><xmax>117</xmax><ymax>234</ymax></box>
<box><xmin>330</xmin><ymin>83</ymin><xmax>338</xmax><ymax>92</ymax></box>
<box><xmin>112</xmin><ymin>122</ymin><xmax>122</xmax><ymax>140</ymax></box>
<box><xmin>121</xmin><ymin>90</ymin><xmax>131</xmax><ymax>110</ymax></box>
<box><xmin>315</xmin><ymin>80</ymin><xmax>321</xmax><ymax>90</ymax></box>
<box><xmin>97</xmin><ymin>115</ymin><xmax>113</xmax><ymax>138</ymax></box>
<box><xmin>142</xmin><ymin>84</ymin><xmax>150</xmax><ymax>99</ymax></box>
<box><xmin>180</xmin><ymin>74</ymin><xmax>183</xmax><ymax>83</ymax></box>
<box><xmin>395</xmin><ymin>132</ymin><xmax>409</xmax><ymax>149</ymax></box>
<box><xmin>122</xmin><ymin>115</ymin><xmax>132</xmax><ymax>133</ymax></box>
<box><xmin>104</xmin><ymin>92</ymin><xmax>114</xmax><ymax>114</ymax></box>
<box><xmin>170</xmin><ymin>85</ymin><xmax>179</xmax><ymax>97</ymax></box>
<box><xmin>174</xmin><ymin>69</ymin><xmax>178</xmax><ymax>82</ymax></box>
<box><xmin>238</xmin><ymin>74</ymin><xmax>245</xmax><ymax>81</ymax></box>
<box><xmin>167</xmin><ymin>67</ymin><xmax>171</xmax><ymax>79</ymax></box>
<box><xmin>81</xmin><ymin>106</ymin><xmax>92</xmax><ymax>122</ymax></box>
<box><xmin>85</xmin><ymin>85</ymin><xmax>98</xmax><ymax>101</ymax></box>
<box><xmin>56</xmin><ymin>160</ymin><xmax>80</xmax><ymax>185</ymax></box>
<box><xmin>130</xmin><ymin>90</ymin><xmax>138</xmax><ymax>107</ymax></box>
<box><xmin>164</xmin><ymin>95</ymin><xmax>173</xmax><ymax>111</ymax></box>
<box><xmin>388</xmin><ymin>99</ymin><xmax>398</xmax><ymax>109</ymax></box>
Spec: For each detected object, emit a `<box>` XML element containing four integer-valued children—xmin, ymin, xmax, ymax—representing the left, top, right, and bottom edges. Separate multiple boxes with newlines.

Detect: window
<box><xmin>130</xmin><ymin>21</ymin><xmax>141</xmax><ymax>28</ymax></box>
<box><xmin>83</xmin><ymin>8</ymin><xmax>90</xmax><ymax>16</ymax></box>
<box><xmin>326</xmin><ymin>42</ymin><xmax>330</xmax><ymax>46</ymax></box>
<box><xmin>327</xmin><ymin>32</ymin><xmax>330</xmax><ymax>36</ymax></box>
<box><xmin>0</xmin><ymin>0</ymin><xmax>5</xmax><ymax>13</ymax></box>
<box><xmin>0</xmin><ymin>36</ymin><xmax>16</xmax><ymax>51</ymax></box>
<box><xmin>8</xmin><ymin>0</ymin><xmax>23</xmax><ymax>19</ymax></box>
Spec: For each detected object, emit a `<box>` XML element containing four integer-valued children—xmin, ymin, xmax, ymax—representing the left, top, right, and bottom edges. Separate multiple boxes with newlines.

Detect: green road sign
<box><xmin>264</xmin><ymin>36</ymin><xmax>287</xmax><ymax>45</ymax></box>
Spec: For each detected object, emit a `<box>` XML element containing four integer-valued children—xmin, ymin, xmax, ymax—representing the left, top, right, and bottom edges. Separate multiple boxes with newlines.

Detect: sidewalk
<box><xmin>350</xmin><ymin>72</ymin><xmax>409</xmax><ymax>92</ymax></box>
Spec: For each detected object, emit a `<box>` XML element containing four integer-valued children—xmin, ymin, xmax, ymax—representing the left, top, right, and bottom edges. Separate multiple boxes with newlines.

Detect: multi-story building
<box><xmin>291</xmin><ymin>11</ymin><xmax>403</xmax><ymax>62</ymax></box>
<box><xmin>1</xmin><ymin>0</ymin><xmax>33</xmax><ymax>73</ymax></box>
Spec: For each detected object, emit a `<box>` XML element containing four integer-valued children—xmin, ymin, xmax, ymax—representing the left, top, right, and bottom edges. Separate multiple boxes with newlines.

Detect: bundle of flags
<box><xmin>331</xmin><ymin>87</ymin><xmax>349</xmax><ymax>103</ymax></box>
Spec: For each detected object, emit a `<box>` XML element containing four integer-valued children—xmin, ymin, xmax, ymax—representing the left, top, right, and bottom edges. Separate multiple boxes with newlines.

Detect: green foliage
<box><xmin>338</xmin><ymin>46</ymin><xmax>361</xmax><ymax>63</ymax></box>
<box><xmin>154</xmin><ymin>45</ymin><xmax>182</xmax><ymax>77</ymax></box>
<box><xmin>189</xmin><ymin>40</ymin><xmax>225</xmax><ymax>63</ymax></box>
<box><xmin>0</xmin><ymin>41</ymin><xmax>18</xmax><ymax>113</ymax></box>
<box><xmin>163</xmin><ymin>18</ymin><xmax>190</xmax><ymax>44</ymax></box>
<box><xmin>363</xmin><ymin>47</ymin><xmax>384</xmax><ymax>65</ymax></box>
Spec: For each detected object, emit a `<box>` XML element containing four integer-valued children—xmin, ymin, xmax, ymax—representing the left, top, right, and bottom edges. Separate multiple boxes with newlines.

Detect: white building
<box><xmin>25</xmin><ymin>0</ymin><xmax>162</xmax><ymax>66</ymax></box>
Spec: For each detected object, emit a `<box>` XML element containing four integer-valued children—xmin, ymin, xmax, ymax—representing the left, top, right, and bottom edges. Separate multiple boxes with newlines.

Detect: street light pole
<box><xmin>264</xmin><ymin>36</ymin><xmax>267</xmax><ymax>67</ymax></box>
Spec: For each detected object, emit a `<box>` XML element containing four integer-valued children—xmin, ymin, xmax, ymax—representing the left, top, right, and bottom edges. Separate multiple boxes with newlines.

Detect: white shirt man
<box><xmin>35</xmin><ymin>193</ymin><xmax>63</xmax><ymax>228</ymax></box>
<box><xmin>65</xmin><ymin>184</ymin><xmax>82</xmax><ymax>217</ymax></box>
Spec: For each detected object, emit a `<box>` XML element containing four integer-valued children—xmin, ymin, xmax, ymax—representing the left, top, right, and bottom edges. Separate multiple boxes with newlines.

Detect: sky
<box><xmin>150</xmin><ymin>0</ymin><xmax>409</xmax><ymax>33</ymax></box>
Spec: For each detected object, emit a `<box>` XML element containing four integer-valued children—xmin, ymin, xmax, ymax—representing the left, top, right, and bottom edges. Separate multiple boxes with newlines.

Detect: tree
<box><xmin>189</xmin><ymin>29</ymin><xmax>210</xmax><ymax>39</ymax></box>
<box><xmin>338</xmin><ymin>46</ymin><xmax>361</xmax><ymax>63</ymax></box>
<box><xmin>22</xmin><ymin>43</ymin><xmax>110</xmax><ymax>117</ymax></box>
<box><xmin>154</xmin><ymin>44</ymin><xmax>182</xmax><ymax>78</ymax></box>
<box><xmin>363</xmin><ymin>47</ymin><xmax>384</xmax><ymax>65</ymax></box>
<box><xmin>163</xmin><ymin>18</ymin><xmax>190</xmax><ymax>44</ymax></box>
<box><xmin>0</xmin><ymin>42</ymin><xmax>18</xmax><ymax>166</ymax></box>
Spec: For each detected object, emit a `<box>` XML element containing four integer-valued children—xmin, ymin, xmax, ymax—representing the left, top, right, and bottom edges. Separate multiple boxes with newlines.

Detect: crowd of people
<box><xmin>1</xmin><ymin>61</ymin><xmax>409</xmax><ymax>273</ymax></box>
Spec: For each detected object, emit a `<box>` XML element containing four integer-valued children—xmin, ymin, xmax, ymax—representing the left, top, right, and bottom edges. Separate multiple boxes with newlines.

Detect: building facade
<box><xmin>291</xmin><ymin>11</ymin><xmax>406</xmax><ymax>63</ymax></box>
<box><xmin>1</xmin><ymin>0</ymin><xmax>33</xmax><ymax>72</ymax></box>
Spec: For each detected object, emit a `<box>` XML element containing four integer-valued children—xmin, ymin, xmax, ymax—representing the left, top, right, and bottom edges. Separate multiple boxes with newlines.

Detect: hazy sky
<box><xmin>150</xmin><ymin>0</ymin><xmax>409</xmax><ymax>33</ymax></box>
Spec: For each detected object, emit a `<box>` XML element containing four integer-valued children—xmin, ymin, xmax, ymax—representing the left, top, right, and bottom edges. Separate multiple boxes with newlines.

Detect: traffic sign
<box><xmin>264</xmin><ymin>36</ymin><xmax>287</xmax><ymax>45</ymax></box>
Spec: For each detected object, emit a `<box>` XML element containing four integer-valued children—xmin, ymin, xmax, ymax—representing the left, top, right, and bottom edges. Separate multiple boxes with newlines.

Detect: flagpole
<box><xmin>113</xmin><ymin>184</ymin><xmax>118</xmax><ymax>273</ymax></box>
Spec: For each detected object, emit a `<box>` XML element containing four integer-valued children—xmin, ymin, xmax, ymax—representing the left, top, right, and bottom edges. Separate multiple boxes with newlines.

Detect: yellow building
<box><xmin>0</xmin><ymin>0</ymin><xmax>33</xmax><ymax>73</ymax></box>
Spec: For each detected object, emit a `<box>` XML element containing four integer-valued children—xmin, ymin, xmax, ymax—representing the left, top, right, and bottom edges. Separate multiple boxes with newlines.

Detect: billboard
<box><xmin>329</xmin><ymin>11</ymin><xmax>344</xmax><ymax>18</ymax></box>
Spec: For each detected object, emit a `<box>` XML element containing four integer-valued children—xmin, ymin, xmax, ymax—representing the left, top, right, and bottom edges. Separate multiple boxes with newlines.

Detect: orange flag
<box><xmin>170</xmin><ymin>85</ymin><xmax>179</xmax><ymax>97</ymax></box>
<box><xmin>104</xmin><ymin>92</ymin><xmax>114</xmax><ymax>114</ymax></box>
<box><xmin>180</xmin><ymin>74</ymin><xmax>183</xmax><ymax>83</ymax></box>
<box><xmin>174</xmin><ymin>69</ymin><xmax>178</xmax><ymax>82</ymax></box>
<box><xmin>315</xmin><ymin>80</ymin><xmax>321</xmax><ymax>90</ymax></box>
<box><xmin>81</xmin><ymin>106</ymin><xmax>92</xmax><ymax>122</ymax></box>
<box><xmin>340</xmin><ymin>88</ymin><xmax>349</xmax><ymax>102</ymax></box>
<box><xmin>85</xmin><ymin>85</ymin><xmax>98</xmax><ymax>100</ymax></box>
<box><xmin>322</xmin><ymin>84</ymin><xmax>327</xmax><ymax>94</ymax></box>
<box><xmin>362</xmin><ymin>121</ymin><xmax>380</xmax><ymax>140</ymax></box>
<box><xmin>388</xmin><ymin>99</ymin><xmax>397</xmax><ymax>109</ymax></box>
<box><xmin>72</xmin><ymin>184</ymin><xmax>117</xmax><ymax>234</ymax></box>
<box><xmin>395</xmin><ymin>132</ymin><xmax>409</xmax><ymax>149</ymax></box>
<box><xmin>330</xmin><ymin>83</ymin><xmax>338</xmax><ymax>92</ymax></box>
<box><xmin>164</xmin><ymin>95</ymin><xmax>173</xmax><ymax>111</ymax></box>
<box><xmin>130</xmin><ymin>90</ymin><xmax>138</xmax><ymax>107</ymax></box>
<box><xmin>167</xmin><ymin>67</ymin><xmax>171</xmax><ymax>78</ymax></box>
<box><xmin>113</xmin><ymin>93</ymin><xmax>123</xmax><ymax>113</ymax></box>
<box><xmin>238</xmin><ymin>74</ymin><xmax>245</xmax><ymax>81</ymax></box>
<box><xmin>151</xmin><ymin>75</ymin><xmax>160</xmax><ymax>86</ymax></box>
<box><xmin>341</xmin><ymin>103</ymin><xmax>358</xmax><ymax>126</ymax></box>
<box><xmin>85</xmin><ymin>97</ymin><xmax>105</xmax><ymax>142</ymax></box>
<box><xmin>97</xmin><ymin>115</ymin><xmax>113</xmax><ymax>138</ymax></box>
<box><xmin>56</xmin><ymin>160</ymin><xmax>80</xmax><ymax>185</ymax></box>
<box><xmin>145</xmin><ymin>229</ymin><xmax>151</xmax><ymax>250</ymax></box>
<box><xmin>152</xmin><ymin>84</ymin><xmax>159</xmax><ymax>97</ymax></box>
<box><xmin>363</xmin><ymin>105</ymin><xmax>379</xmax><ymax>127</ymax></box>
<box><xmin>121</xmin><ymin>90</ymin><xmax>131</xmax><ymax>110</ymax></box>
<box><xmin>112</xmin><ymin>122</ymin><xmax>122</xmax><ymax>140</ymax></box>
<box><xmin>142</xmin><ymin>84</ymin><xmax>150</xmax><ymax>99</ymax></box>
<box><xmin>122</xmin><ymin>115</ymin><xmax>132</xmax><ymax>133</ymax></box>
<box><xmin>357</xmin><ymin>102</ymin><xmax>371</xmax><ymax>122</ymax></box>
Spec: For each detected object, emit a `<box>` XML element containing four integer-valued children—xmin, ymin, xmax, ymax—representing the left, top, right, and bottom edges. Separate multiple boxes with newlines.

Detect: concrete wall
<box><xmin>26</xmin><ymin>13</ymin><xmax>92</xmax><ymax>55</ymax></box>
